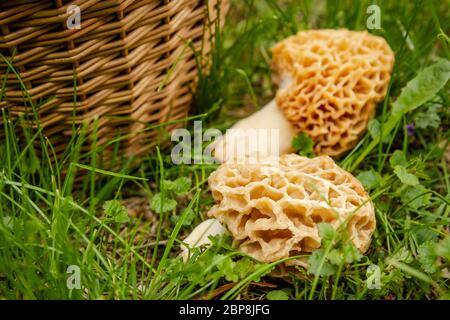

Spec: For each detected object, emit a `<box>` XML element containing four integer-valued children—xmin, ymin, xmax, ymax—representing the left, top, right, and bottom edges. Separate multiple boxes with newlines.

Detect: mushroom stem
<box><xmin>180</xmin><ymin>218</ymin><xmax>227</xmax><ymax>262</ymax></box>
<box><xmin>213</xmin><ymin>98</ymin><xmax>297</xmax><ymax>163</ymax></box>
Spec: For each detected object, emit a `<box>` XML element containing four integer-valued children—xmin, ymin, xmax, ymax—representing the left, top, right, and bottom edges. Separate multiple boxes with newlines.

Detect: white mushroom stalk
<box><xmin>213</xmin><ymin>75</ymin><xmax>296</xmax><ymax>163</ymax></box>
<box><xmin>180</xmin><ymin>218</ymin><xmax>228</xmax><ymax>262</ymax></box>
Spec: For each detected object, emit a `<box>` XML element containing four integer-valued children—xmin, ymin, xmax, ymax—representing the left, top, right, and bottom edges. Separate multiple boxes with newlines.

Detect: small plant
<box><xmin>150</xmin><ymin>177</ymin><xmax>194</xmax><ymax>226</ymax></box>
<box><xmin>292</xmin><ymin>133</ymin><xmax>315</xmax><ymax>158</ymax></box>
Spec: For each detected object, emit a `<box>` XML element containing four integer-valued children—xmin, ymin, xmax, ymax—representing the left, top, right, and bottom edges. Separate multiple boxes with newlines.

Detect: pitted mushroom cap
<box><xmin>272</xmin><ymin>29</ymin><xmax>394</xmax><ymax>156</ymax></box>
<box><xmin>207</xmin><ymin>154</ymin><xmax>376</xmax><ymax>265</ymax></box>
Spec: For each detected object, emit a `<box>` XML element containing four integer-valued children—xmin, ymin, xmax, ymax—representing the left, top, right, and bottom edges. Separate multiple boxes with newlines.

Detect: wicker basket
<box><xmin>0</xmin><ymin>0</ymin><xmax>226</xmax><ymax>162</ymax></box>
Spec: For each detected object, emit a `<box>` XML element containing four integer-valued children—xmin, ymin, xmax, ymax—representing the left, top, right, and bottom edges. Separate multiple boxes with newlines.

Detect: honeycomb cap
<box><xmin>207</xmin><ymin>154</ymin><xmax>376</xmax><ymax>266</ymax></box>
<box><xmin>272</xmin><ymin>29</ymin><xmax>394</xmax><ymax>156</ymax></box>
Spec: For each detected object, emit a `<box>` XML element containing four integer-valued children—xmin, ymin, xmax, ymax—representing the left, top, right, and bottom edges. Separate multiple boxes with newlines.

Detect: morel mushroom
<box><xmin>214</xmin><ymin>29</ymin><xmax>394</xmax><ymax>161</ymax></box>
<box><xmin>185</xmin><ymin>154</ymin><xmax>376</xmax><ymax>268</ymax></box>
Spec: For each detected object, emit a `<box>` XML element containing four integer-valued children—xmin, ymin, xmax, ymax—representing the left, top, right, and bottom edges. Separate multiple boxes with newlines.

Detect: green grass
<box><xmin>0</xmin><ymin>0</ymin><xmax>449</xmax><ymax>300</ymax></box>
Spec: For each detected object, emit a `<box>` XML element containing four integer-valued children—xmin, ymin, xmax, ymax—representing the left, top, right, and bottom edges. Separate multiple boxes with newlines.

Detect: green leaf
<box><xmin>212</xmin><ymin>254</ymin><xmax>238</xmax><ymax>282</ymax></box>
<box><xmin>172</xmin><ymin>177</ymin><xmax>192</xmax><ymax>195</ymax></box>
<box><xmin>308</xmin><ymin>248</ymin><xmax>337</xmax><ymax>276</ymax></box>
<box><xmin>327</xmin><ymin>249</ymin><xmax>344</xmax><ymax>265</ymax></box>
<box><xmin>2</xmin><ymin>216</ymin><xmax>14</xmax><ymax>230</ymax></box>
<box><xmin>342</xmin><ymin>243</ymin><xmax>362</xmax><ymax>263</ymax></box>
<box><xmin>317</xmin><ymin>223</ymin><xmax>336</xmax><ymax>246</ymax></box>
<box><xmin>411</xmin><ymin>220</ymin><xmax>438</xmax><ymax>244</ymax></box>
<box><xmin>435</xmin><ymin>236</ymin><xmax>450</xmax><ymax>260</ymax></box>
<box><xmin>266</xmin><ymin>290</ymin><xmax>289</xmax><ymax>300</ymax></box>
<box><xmin>162</xmin><ymin>180</ymin><xmax>176</xmax><ymax>191</ymax></box>
<box><xmin>234</xmin><ymin>258</ymin><xmax>256</xmax><ymax>280</ymax></box>
<box><xmin>392</xmin><ymin>59</ymin><xmax>450</xmax><ymax>117</ymax></box>
<box><xmin>351</xmin><ymin>59</ymin><xmax>450</xmax><ymax>172</ymax></box>
<box><xmin>357</xmin><ymin>170</ymin><xmax>382</xmax><ymax>190</ymax></box>
<box><xmin>163</xmin><ymin>178</ymin><xmax>192</xmax><ymax>195</ymax></box>
<box><xmin>390</xmin><ymin>150</ymin><xmax>408</xmax><ymax>168</ymax></box>
<box><xmin>114</xmin><ymin>212</ymin><xmax>130</xmax><ymax>223</ymax></box>
<box><xmin>418</xmin><ymin>242</ymin><xmax>438</xmax><ymax>274</ymax></box>
<box><xmin>390</xmin><ymin>247</ymin><xmax>413</xmax><ymax>264</ymax></box>
<box><xmin>414</xmin><ymin>103</ymin><xmax>441</xmax><ymax>129</ymax></box>
<box><xmin>368</xmin><ymin>119</ymin><xmax>380</xmax><ymax>139</ymax></box>
<box><xmin>400</xmin><ymin>185</ymin><xmax>430</xmax><ymax>209</ymax></box>
<box><xmin>367</xmin><ymin>119</ymin><xmax>392</xmax><ymax>143</ymax></box>
<box><xmin>394</xmin><ymin>166</ymin><xmax>419</xmax><ymax>186</ymax></box>
<box><xmin>170</xmin><ymin>208</ymin><xmax>195</xmax><ymax>226</ymax></box>
<box><xmin>150</xmin><ymin>193</ymin><xmax>177</xmax><ymax>213</ymax></box>
<box><xmin>103</xmin><ymin>200</ymin><xmax>130</xmax><ymax>224</ymax></box>
<box><xmin>292</xmin><ymin>132</ymin><xmax>314</xmax><ymax>157</ymax></box>
<box><xmin>103</xmin><ymin>200</ymin><xmax>127</xmax><ymax>216</ymax></box>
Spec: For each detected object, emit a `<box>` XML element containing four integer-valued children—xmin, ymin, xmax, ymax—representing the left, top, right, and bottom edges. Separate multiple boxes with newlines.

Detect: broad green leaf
<box><xmin>391</xmin><ymin>59</ymin><xmax>450</xmax><ymax>117</ymax></box>
<box><xmin>414</xmin><ymin>103</ymin><xmax>441</xmax><ymax>129</ymax></box>
<box><xmin>327</xmin><ymin>249</ymin><xmax>344</xmax><ymax>265</ymax></box>
<box><xmin>234</xmin><ymin>258</ymin><xmax>256</xmax><ymax>280</ymax></box>
<box><xmin>173</xmin><ymin>177</ymin><xmax>192</xmax><ymax>195</ymax></box>
<box><xmin>114</xmin><ymin>212</ymin><xmax>130</xmax><ymax>223</ymax></box>
<box><xmin>162</xmin><ymin>179</ymin><xmax>176</xmax><ymax>191</ymax></box>
<box><xmin>394</xmin><ymin>166</ymin><xmax>419</xmax><ymax>186</ymax></box>
<box><xmin>317</xmin><ymin>222</ymin><xmax>336</xmax><ymax>246</ymax></box>
<box><xmin>417</xmin><ymin>242</ymin><xmax>438</xmax><ymax>274</ymax></box>
<box><xmin>2</xmin><ymin>216</ymin><xmax>14</xmax><ymax>230</ymax></box>
<box><xmin>103</xmin><ymin>200</ymin><xmax>130</xmax><ymax>223</ymax></box>
<box><xmin>411</xmin><ymin>222</ymin><xmax>438</xmax><ymax>244</ymax></box>
<box><xmin>357</xmin><ymin>170</ymin><xmax>382</xmax><ymax>190</ymax></box>
<box><xmin>103</xmin><ymin>200</ymin><xmax>127</xmax><ymax>216</ymax></box>
<box><xmin>400</xmin><ymin>185</ymin><xmax>431</xmax><ymax>209</ymax></box>
<box><xmin>390</xmin><ymin>247</ymin><xmax>413</xmax><ymax>264</ymax></box>
<box><xmin>212</xmin><ymin>254</ymin><xmax>238</xmax><ymax>282</ymax></box>
<box><xmin>390</xmin><ymin>150</ymin><xmax>408</xmax><ymax>168</ymax></box>
<box><xmin>415</xmin><ymin>111</ymin><xmax>441</xmax><ymax>129</ymax></box>
<box><xmin>292</xmin><ymin>132</ymin><xmax>314</xmax><ymax>157</ymax></box>
<box><xmin>368</xmin><ymin>119</ymin><xmax>392</xmax><ymax>142</ymax></box>
<box><xmin>368</xmin><ymin>119</ymin><xmax>380</xmax><ymax>139</ymax></box>
<box><xmin>308</xmin><ymin>248</ymin><xmax>337</xmax><ymax>276</ymax></box>
<box><xmin>350</xmin><ymin>59</ymin><xmax>450</xmax><ymax>171</ymax></box>
<box><xmin>150</xmin><ymin>193</ymin><xmax>177</xmax><ymax>213</ymax></box>
<box><xmin>342</xmin><ymin>243</ymin><xmax>362</xmax><ymax>263</ymax></box>
<box><xmin>164</xmin><ymin>178</ymin><xmax>192</xmax><ymax>195</ymax></box>
<box><xmin>170</xmin><ymin>208</ymin><xmax>195</xmax><ymax>226</ymax></box>
<box><xmin>435</xmin><ymin>236</ymin><xmax>450</xmax><ymax>260</ymax></box>
<box><xmin>266</xmin><ymin>290</ymin><xmax>289</xmax><ymax>300</ymax></box>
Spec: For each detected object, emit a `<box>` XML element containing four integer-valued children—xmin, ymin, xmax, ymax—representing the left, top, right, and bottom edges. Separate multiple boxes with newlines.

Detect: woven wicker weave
<box><xmin>0</xmin><ymin>0</ymin><xmax>226</xmax><ymax>161</ymax></box>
